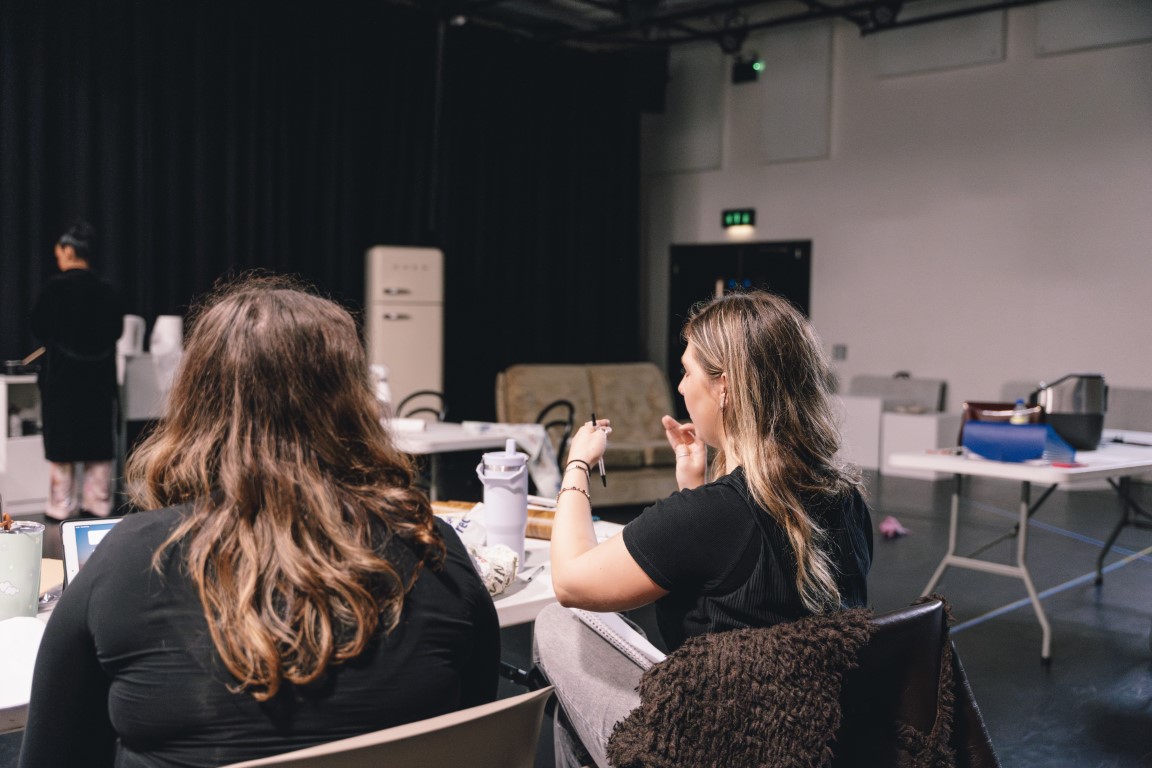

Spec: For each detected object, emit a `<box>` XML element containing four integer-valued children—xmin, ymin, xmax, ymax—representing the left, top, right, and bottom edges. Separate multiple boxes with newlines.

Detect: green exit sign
<box><xmin>722</xmin><ymin>208</ymin><xmax>756</xmax><ymax>227</ymax></box>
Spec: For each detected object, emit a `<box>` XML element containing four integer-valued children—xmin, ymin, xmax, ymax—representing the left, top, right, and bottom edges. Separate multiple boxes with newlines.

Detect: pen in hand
<box><xmin>591</xmin><ymin>412</ymin><xmax>607</xmax><ymax>487</ymax></box>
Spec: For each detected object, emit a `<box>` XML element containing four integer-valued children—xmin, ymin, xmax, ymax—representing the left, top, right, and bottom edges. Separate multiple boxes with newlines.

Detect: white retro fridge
<box><xmin>364</xmin><ymin>246</ymin><xmax>443</xmax><ymax>408</ymax></box>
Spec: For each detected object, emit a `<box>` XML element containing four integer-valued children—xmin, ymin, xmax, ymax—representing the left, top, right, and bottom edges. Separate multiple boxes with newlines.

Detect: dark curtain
<box><xmin>1</xmin><ymin>1</ymin><xmax>652</xmax><ymax>423</ymax></box>
<box><xmin>1</xmin><ymin>0</ymin><xmax>437</xmax><ymax>351</ymax></box>
<box><xmin>438</xmin><ymin>26</ymin><xmax>647</xmax><ymax>420</ymax></box>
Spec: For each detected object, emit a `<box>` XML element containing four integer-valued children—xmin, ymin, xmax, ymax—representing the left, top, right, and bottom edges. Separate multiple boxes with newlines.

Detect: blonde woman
<box><xmin>21</xmin><ymin>276</ymin><xmax>499</xmax><ymax>767</ymax></box>
<box><xmin>535</xmin><ymin>291</ymin><xmax>873</xmax><ymax>768</ymax></box>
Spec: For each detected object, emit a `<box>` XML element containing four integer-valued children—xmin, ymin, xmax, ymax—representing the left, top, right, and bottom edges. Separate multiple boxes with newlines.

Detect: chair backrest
<box><xmin>221</xmin><ymin>686</ymin><xmax>554</xmax><ymax>768</ymax></box>
<box><xmin>535</xmin><ymin>398</ymin><xmax>575</xmax><ymax>469</ymax></box>
<box><xmin>497</xmin><ymin>364</ymin><xmax>595</xmax><ymax>426</ymax></box>
<box><xmin>835</xmin><ymin>599</ymin><xmax>1000</xmax><ymax>768</ymax></box>
<box><xmin>1105</xmin><ymin>386</ymin><xmax>1152</xmax><ymax>431</ymax></box>
<box><xmin>848</xmin><ymin>374</ymin><xmax>948</xmax><ymax>413</ymax></box>
<box><xmin>396</xmin><ymin>389</ymin><xmax>446</xmax><ymax>422</ymax></box>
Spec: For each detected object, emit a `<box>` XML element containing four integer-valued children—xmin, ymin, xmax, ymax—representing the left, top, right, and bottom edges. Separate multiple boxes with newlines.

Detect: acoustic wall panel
<box><xmin>1037</xmin><ymin>0</ymin><xmax>1152</xmax><ymax>56</ymax></box>
<box><xmin>757</xmin><ymin>24</ymin><xmax>832</xmax><ymax>163</ymax></box>
<box><xmin>642</xmin><ymin>43</ymin><xmax>723</xmax><ymax>174</ymax></box>
<box><xmin>874</xmin><ymin>0</ymin><xmax>1006</xmax><ymax>77</ymax></box>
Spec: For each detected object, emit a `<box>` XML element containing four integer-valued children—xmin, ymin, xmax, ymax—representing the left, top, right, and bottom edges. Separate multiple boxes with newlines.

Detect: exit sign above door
<box><xmin>722</xmin><ymin>209</ymin><xmax>756</xmax><ymax>228</ymax></box>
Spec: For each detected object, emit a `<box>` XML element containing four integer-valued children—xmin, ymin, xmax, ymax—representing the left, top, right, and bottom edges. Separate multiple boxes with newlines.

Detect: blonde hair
<box><xmin>684</xmin><ymin>291</ymin><xmax>859</xmax><ymax>613</ymax></box>
<box><xmin>125</xmin><ymin>274</ymin><xmax>443</xmax><ymax>701</ymax></box>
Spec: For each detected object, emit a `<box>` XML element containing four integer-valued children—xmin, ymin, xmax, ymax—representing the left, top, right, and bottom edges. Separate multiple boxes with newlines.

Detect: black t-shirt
<box><xmin>20</xmin><ymin>507</ymin><xmax>500</xmax><ymax>768</ymax></box>
<box><xmin>623</xmin><ymin>467</ymin><xmax>873</xmax><ymax>650</ymax></box>
<box><xmin>29</xmin><ymin>268</ymin><xmax>125</xmax><ymax>460</ymax></box>
<box><xmin>30</xmin><ymin>268</ymin><xmax>124</xmax><ymax>369</ymax></box>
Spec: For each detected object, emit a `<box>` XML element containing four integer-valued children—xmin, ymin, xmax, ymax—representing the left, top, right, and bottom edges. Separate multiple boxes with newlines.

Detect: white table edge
<box><xmin>888</xmin><ymin>448</ymin><xmax>1152</xmax><ymax>485</ymax></box>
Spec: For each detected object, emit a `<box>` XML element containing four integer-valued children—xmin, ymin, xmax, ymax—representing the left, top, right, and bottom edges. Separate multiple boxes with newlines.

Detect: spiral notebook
<box><xmin>571</xmin><ymin>609</ymin><xmax>667</xmax><ymax>670</ymax></box>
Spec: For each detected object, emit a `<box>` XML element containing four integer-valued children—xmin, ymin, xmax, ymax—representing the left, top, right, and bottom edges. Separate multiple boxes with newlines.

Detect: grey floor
<box><xmin>502</xmin><ymin>471</ymin><xmax>1152</xmax><ymax>768</ymax></box>
<box><xmin>5</xmin><ymin>470</ymin><xmax>1151</xmax><ymax>766</ymax></box>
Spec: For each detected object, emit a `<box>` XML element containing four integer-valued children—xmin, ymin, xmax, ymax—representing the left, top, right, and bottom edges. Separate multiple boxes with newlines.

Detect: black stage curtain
<box><xmin>437</xmin><ymin>26</ymin><xmax>647</xmax><ymax>420</ymax></box>
<box><xmin>1</xmin><ymin>1</ymin><xmax>650</xmax><ymax>423</ymax></box>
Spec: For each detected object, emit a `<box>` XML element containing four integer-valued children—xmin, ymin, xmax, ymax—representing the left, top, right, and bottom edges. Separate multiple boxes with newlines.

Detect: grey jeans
<box><xmin>532</xmin><ymin>603</ymin><xmax>645</xmax><ymax>768</ymax></box>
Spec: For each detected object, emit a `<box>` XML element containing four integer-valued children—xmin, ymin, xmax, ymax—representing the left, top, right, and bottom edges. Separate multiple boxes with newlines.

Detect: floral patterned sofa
<box><xmin>495</xmin><ymin>362</ymin><xmax>678</xmax><ymax>507</ymax></box>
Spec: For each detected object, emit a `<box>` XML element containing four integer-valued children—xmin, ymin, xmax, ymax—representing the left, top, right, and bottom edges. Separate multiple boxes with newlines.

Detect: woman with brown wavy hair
<box><xmin>535</xmin><ymin>290</ymin><xmax>873</xmax><ymax>768</ymax></box>
<box><xmin>21</xmin><ymin>275</ymin><xmax>499</xmax><ymax>768</ymax></box>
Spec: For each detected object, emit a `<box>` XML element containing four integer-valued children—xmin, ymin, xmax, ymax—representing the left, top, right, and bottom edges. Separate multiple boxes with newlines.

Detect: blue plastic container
<box><xmin>961</xmin><ymin>422</ymin><xmax>1075</xmax><ymax>463</ymax></box>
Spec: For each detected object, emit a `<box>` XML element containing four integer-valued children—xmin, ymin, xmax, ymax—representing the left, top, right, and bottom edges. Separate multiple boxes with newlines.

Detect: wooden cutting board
<box><xmin>431</xmin><ymin>500</ymin><xmax>556</xmax><ymax>540</ymax></box>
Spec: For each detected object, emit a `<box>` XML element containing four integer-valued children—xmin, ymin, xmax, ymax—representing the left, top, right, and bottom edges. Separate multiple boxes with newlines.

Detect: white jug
<box><xmin>116</xmin><ymin>315</ymin><xmax>146</xmax><ymax>385</ymax></box>
<box><xmin>117</xmin><ymin>315</ymin><xmax>146</xmax><ymax>357</ymax></box>
<box><xmin>150</xmin><ymin>315</ymin><xmax>185</xmax><ymax>396</ymax></box>
<box><xmin>150</xmin><ymin>315</ymin><xmax>184</xmax><ymax>355</ymax></box>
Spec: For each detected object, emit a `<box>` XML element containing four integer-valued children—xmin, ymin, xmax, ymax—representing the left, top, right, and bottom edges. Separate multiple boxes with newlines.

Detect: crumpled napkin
<box><xmin>445</xmin><ymin>503</ymin><xmax>520</xmax><ymax>595</ymax></box>
<box><xmin>469</xmin><ymin>544</ymin><xmax>519</xmax><ymax>596</ymax></box>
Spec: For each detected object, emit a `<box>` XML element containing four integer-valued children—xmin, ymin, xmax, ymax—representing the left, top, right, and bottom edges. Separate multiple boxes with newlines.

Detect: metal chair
<box><xmin>535</xmin><ymin>398</ymin><xmax>575</xmax><ymax>470</ymax></box>
<box><xmin>222</xmin><ymin>686</ymin><xmax>554</xmax><ymax>768</ymax></box>
<box><xmin>396</xmin><ymin>390</ymin><xmax>446</xmax><ymax>422</ymax></box>
<box><xmin>393</xmin><ymin>390</ymin><xmax>448</xmax><ymax>498</ymax></box>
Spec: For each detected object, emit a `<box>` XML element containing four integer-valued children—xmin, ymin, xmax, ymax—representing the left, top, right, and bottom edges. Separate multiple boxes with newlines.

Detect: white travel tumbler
<box><xmin>476</xmin><ymin>438</ymin><xmax>529</xmax><ymax>565</ymax></box>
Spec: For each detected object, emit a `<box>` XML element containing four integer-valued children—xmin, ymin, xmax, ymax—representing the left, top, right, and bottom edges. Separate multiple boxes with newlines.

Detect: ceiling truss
<box><xmin>401</xmin><ymin>0</ymin><xmax>1060</xmax><ymax>51</ymax></box>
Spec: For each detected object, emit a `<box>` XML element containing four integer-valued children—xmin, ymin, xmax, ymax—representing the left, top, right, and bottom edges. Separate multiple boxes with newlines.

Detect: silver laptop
<box><xmin>60</xmin><ymin>517</ymin><xmax>124</xmax><ymax>587</ymax></box>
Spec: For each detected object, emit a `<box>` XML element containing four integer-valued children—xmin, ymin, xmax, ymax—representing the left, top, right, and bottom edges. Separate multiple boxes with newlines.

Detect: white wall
<box><xmin>641</xmin><ymin>2</ymin><xmax>1152</xmax><ymax>407</ymax></box>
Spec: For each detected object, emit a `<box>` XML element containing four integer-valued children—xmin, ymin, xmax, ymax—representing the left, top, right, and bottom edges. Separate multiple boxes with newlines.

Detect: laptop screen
<box><xmin>60</xmin><ymin>517</ymin><xmax>123</xmax><ymax>587</ymax></box>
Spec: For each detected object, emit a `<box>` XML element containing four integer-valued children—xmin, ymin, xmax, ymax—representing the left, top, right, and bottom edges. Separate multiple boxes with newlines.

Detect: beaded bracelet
<box><xmin>557</xmin><ymin>486</ymin><xmax>592</xmax><ymax>503</ymax></box>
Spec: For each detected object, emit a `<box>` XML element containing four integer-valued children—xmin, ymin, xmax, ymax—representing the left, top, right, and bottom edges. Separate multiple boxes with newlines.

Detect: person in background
<box><xmin>29</xmin><ymin>221</ymin><xmax>125</xmax><ymax>521</ymax></box>
<box><xmin>20</xmin><ymin>275</ymin><xmax>500</xmax><ymax>767</ymax></box>
<box><xmin>534</xmin><ymin>290</ymin><xmax>874</xmax><ymax>768</ymax></box>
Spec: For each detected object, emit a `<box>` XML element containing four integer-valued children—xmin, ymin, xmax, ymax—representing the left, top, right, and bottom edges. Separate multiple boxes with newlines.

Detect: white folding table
<box><xmin>888</xmin><ymin>442</ymin><xmax>1152</xmax><ymax>662</ymax></box>
<box><xmin>487</xmin><ymin>520</ymin><xmax>621</xmax><ymax>628</ymax></box>
<box><xmin>391</xmin><ymin>422</ymin><xmax>510</xmax><ymax>500</ymax></box>
<box><xmin>391</xmin><ymin>422</ymin><xmax>510</xmax><ymax>455</ymax></box>
<box><xmin>0</xmin><ymin>521</ymin><xmax>622</xmax><ymax>733</ymax></box>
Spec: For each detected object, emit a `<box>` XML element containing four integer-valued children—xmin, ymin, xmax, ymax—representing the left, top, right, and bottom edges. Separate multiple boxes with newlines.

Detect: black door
<box><xmin>668</xmin><ymin>241</ymin><xmax>811</xmax><ymax>417</ymax></box>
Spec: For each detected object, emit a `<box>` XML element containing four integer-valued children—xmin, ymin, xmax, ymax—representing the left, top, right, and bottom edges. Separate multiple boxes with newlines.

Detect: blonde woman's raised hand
<box><xmin>662</xmin><ymin>414</ymin><xmax>706</xmax><ymax>490</ymax></box>
<box><xmin>566</xmin><ymin>419</ymin><xmax>611</xmax><ymax>468</ymax></box>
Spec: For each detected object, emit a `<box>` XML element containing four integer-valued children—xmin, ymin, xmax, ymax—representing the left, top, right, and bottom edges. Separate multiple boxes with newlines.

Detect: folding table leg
<box><xmin>1016</xmin><ymin>481</ymin><xmax>1051</xmax><ymax>664</ymax></box>
<box><xmin>922</xmin><ymin>474</ymin><xmax>962</xmax><ymax>596</ymax></box>
<box><xmin>1096</xmin><ymin>477</ymin><xmax>1152</xmax><ymax>584</ymax></box>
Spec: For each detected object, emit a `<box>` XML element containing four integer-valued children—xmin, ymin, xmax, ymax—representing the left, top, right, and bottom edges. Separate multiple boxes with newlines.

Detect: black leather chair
<box><xmin>598</xmin><ymin>597</ymin><xmax>1001</xmax><ymax>768</ymax></box>
<box><xmin>834</xmin><ymin>598</ymin><xmax>1000</xmax><ymax>768</ymax></box>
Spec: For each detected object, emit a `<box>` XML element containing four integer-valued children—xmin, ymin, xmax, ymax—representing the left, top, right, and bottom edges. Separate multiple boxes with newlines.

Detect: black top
<box><xmin>623</xmin><ymin>467</ymin><xmax>873</xmax><ymax>650</ymax></box>
<box><xmin>19</xmin><ymin>508</ymin><xmax>500</xmax><ymax>768</ymax></box>
<box><xmin>30</xmin><ymin>268</ymin><xmax>125</xmax><ymax>461</ymax></box>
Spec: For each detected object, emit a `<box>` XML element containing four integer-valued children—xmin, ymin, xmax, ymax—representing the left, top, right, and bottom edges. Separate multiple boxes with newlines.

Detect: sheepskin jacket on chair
<box><xmin>606</xmin><ymin>607</ymin><xmax>959</xmax><ymax>768</ymax></box>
